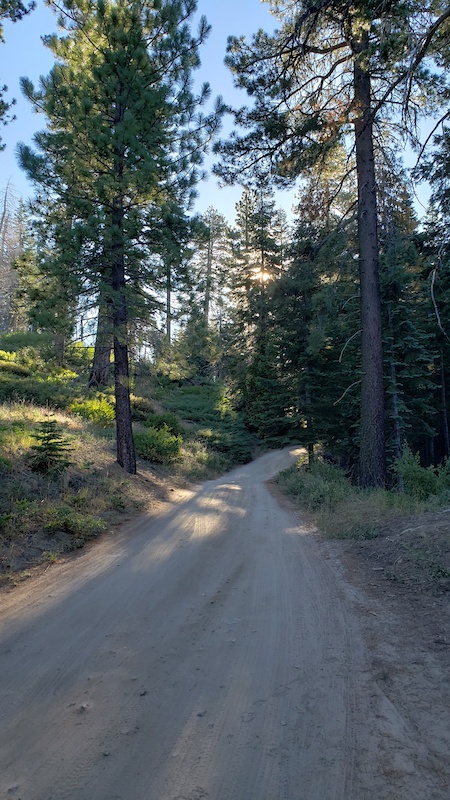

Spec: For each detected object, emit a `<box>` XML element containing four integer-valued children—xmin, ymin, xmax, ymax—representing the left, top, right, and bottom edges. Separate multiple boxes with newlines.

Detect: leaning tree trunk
<box><xmin>353</xmin><ymin>34</ymin><xmax>386</xmax><ymax>488</ymax></box>
<box><xmin>88</xmin><ymin>298</ymin><xmax>113</xmax><ymax>388</ymax></box>
<box><xmin>111</xmin><ymin>197</ymin><xmax>136</xmax><ymax>475</ymax></box>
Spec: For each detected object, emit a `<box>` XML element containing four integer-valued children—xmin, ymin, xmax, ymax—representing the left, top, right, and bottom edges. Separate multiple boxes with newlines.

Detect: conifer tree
<box><xmin>18</xmin><ymin>0</ymin><xmax>222</xmax><ymax>473</ymax></box>
<box><xmin>215</xmin><ymin>0</ymin><xmax>449</xmax><ymax>486</ymax></box>
<box><xmin>225</xmin><ymin>188</ymin><xmax>291</xmax><ymax>438</ymax></box>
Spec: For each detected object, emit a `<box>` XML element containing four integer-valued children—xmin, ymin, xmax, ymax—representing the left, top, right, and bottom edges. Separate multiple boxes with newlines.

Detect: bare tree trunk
<box><xmin>440</xmin><ymin>349</ymin><xmax>450</xmax><ymax>458</ymax></box>
<box><xmin>305</xmin><ymin>368</ymin><xmax>314</xmax><ymax>466</ymax></box>
<box><xmin>204</xmin><ymin>234</ymin><xmax>213</xmax><ymax>326</ymax></box>
<box><xmin>88</xmin><ymin>299</ymin><xmax>112</xmax><ymax>388</ymax></box>
<box><xmin>387</xmin><ymin>306</ymin><xmax>403</xmax><ymax>472</ymax></box>
<box><xmin>166</xmin><ymin>260</ymin><xmax>172</xmax><ymax>345</ymax></box>
<box><xmin>54</xmin><ymin>333</ymin><xmax>66</xmax><ymax>365</ymax></box>
<box><xmin>353</xmin><ymin>33</ymin><xmax>386</xmax><ymax>487</ymax></box>
<box><xmin>111</xmin><ymin>196</ymin><xmax>136</xmax><ymax>475</ymax></box>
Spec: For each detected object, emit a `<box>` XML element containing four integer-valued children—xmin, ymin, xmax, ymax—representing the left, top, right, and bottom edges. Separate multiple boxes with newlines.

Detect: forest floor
<box><xmin>0</xmin><ymin>446</ymin><xmax>449</xmax><ymax>799</ymax></box>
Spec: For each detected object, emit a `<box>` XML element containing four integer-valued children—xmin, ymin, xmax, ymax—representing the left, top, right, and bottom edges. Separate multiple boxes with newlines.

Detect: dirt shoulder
<box><xmin>271</xmin><ymin>480</ymin><xmax>450</xmax><ymax>796</ymax></box>
<box><xmin>271</xmin><ymin>478</ymin><xmax>450</xmax><ymax>649</ymax></box>
<box><xmin>338</xmin><ymin>509</ymin><xmax>450</xmax><ymax>652</ymax></box>
<box><xmin>0</xmin><ymin>461</ymin><xmax>192</xmax><ymax>591</ymax></box>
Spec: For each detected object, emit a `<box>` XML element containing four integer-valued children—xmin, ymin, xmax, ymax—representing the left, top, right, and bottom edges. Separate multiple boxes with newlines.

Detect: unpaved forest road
<box><xmin>1</xmin><ymin>447</ymin><xmax>450</xmax><ymax>800</ymax></box>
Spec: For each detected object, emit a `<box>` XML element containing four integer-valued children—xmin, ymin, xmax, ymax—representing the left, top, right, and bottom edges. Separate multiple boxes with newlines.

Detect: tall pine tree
<box><xmin>215</xmin><ymin>0</ymin><xmax>449</xmax><ymax>486</ymax></box>
<box><xmin>18</xmin><ymin>0</ymin><xmax>222</xmax><ymax>473</ymax></box>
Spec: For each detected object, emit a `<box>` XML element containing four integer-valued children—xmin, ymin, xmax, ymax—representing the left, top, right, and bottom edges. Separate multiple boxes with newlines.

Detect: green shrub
<box><xmin>0</xmin><ymin>350</ymin><xmax>16</xmax><ymax>362</ymax></box>
<box><xmin>278</xmin><ymin>458</ymin><xmax>350</xmax><ymax>512</ymax></box>
<box><xmin>69</xmin><ymin>397</ymin><xmax>115</xmax><ymax>427</ymax></box>
<box><xmin>177</xmin><ymin>438</ymin><xmax>231</xmax><ymax>480</ymax></box>
<box><xmin>14</xmin><ymin>346</ymin><xmax>46</xmax><ymax>371</ymax></box>
<box><xmin>65</xmin><ymin>342</ymin><xmax>95</xmax><ymax>370</ymax></box>
<box><xmin>0</xmin><ymin>360</ymin><xmax>31</xmax><ymax>376</ymax></box>
<box><xmin>143</xmin><ymin>411</ymin><xmax>184</xmax><ymax>437</ymax></box>
<box><xmin>0</xmin><ymin>332</ymin><xmax>53</xmax><ymax>353</ymax></box>
<box><xmin>196</xmin><ymin>426</ymin><xmax>254</xmax><ymax>464</ymax></box>
<box><xmin>394</xmin><ymin>447</ymin><xmax>440</xmax><ymax>500</ymax></box>
<box><xmin>134</xmin><ymin>425</ymin><xmax>182</xmax><ymax>463</ymax></box>
<box><xmin>0</xmin><ymin>375</ymin><xmax>70</xmax><ymax>407</ymax></box>
<box><xmin>44</xmin><ymin>502</ymin><xmax>106</xmax><ymax>539</ymax></box>
<box><xmin>130</xmin><ymin>395</ymin><xmax>154</xmax><ymax>421</ymax></box>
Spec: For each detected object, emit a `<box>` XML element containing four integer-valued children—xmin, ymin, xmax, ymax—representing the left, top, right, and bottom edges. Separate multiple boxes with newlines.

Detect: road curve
<box><xmin>0</xmin><ymin>447</ymin><xmax>375</xmax><ymax>799</ymax></box>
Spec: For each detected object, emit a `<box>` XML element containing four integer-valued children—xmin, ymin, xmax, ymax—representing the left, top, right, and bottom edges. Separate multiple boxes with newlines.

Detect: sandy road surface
<box><xmin>1</xmin><ymin>446</ymin><xmax>449</xmax><ymax>800</ymax></box>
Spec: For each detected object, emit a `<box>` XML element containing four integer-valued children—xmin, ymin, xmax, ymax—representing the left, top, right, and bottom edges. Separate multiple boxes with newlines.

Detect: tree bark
<box><xmin>166</xmin><ymin>260</ymin><xmax>172</xmax><ymax>346</ymax></box>
<box><xmin>54</xmin><ymin>333</ymin><xmax>66</xmax><ymax>366</ymax></box>
<box><xmin>353</xmin><ymin>33</ymin><xmax>386</xmax><ymax>487</ymax></box>
<box><xmin>204</xmin><ymin>233</ymin><xmax>213</xmax><ymax>326</ymax></box>
<box><xmin>440</xmin><ymin>349</ymin><xmax>450</xmax><ymax>458</ymax></box>
<box><xmin>387</xmin><ymin>306</ymin><xmax>403</xmax><ymax>468</ymax></box>
<box><xmin>111</xmin><ymin>196</ymin><xmax>136</xmax><ymax>475</ymax></box>
<box><xmin>88</xmin><ymin>298</ymin><xmax>113</xmax><ymax>388</ymax></box>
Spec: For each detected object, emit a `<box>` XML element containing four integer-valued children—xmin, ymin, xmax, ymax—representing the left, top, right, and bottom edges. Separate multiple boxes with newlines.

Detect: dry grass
<box><xmin>0</xmin><ymin>402</ymin><xmax>166</xmax><ymax>585</ymax></box>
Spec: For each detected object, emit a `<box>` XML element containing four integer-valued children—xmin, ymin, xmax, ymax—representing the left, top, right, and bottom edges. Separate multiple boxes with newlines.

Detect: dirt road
<box><xmin>1</xmin><ymin>447</ymin><xmax>449</xmax><ymax>800</ymax></box>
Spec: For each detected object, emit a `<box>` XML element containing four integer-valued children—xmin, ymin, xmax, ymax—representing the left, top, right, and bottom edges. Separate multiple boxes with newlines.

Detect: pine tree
<box><xmin>28</xmin><ymin>419</ymin><xmax>71</xmax><ymax>476</ymax></box>
<box><xmin>18</xmin><ymin>0</ymin><xmax>222</xmax><ymax>473</ymax></box>
<box><xmin>215</xmin><ymin>0</ymin><xmax>450</xmax><ymax>486</ymax></box>
<box><xmin>377</xmin><ymin>163</ymin><xmax>437</xmax><ymax>473</ymax></box>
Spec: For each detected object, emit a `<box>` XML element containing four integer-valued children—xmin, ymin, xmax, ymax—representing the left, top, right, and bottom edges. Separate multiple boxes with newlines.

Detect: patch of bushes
<box><xmin>0</xmin><ymin>360</ymin><xmax>31</xmax><ymax>376</ymax></box>
<box><xmin>134</xmin><ymin>425</ymin><xmax>182</xmax><ymax>463</ymax></box>
<box><xmin>0</xmin><ymin>332</ymin><xmax>53</xmax><ymax>353</ymax></box>
<box><xmin>44</xmin><ymin>502</ymin><xmax>107</xmax><ymax>540</ymax></box>
<box><xmin>394</xmin><ymin>447</ymin><xmax>450</xmax><ymax>501</ymax></box>
<box><xmin>176</xmin><ymin>438</ymin><xmax>231</xmax><ymax>481</ymax></box>
<box><xmin>196</xmin><ymin>426</ymin><xmax>254</xmax><ymax>464</ymax></box>
<box><xmin>0</xmin><ymin>349</ymin><xmax>16</xmax><ymax>362</ymax></box>
<box><xmin>154</xmin><ymin>381</ymin><xmax>257</xmax><ymax>465</ymax></box>
<box><xmin>130</xmin><ymin>394</ymin><xmax>154</xmax><ymax>421</ymax></box>
<box><xmin>277</xmin><ymin>458</ymin><xmax>421</xmax><ymax>540</ymax></box>
<box><xmin>0</xmin><ymin>375</ymin><xmax>71</xmax><ymax>407</ymax></box>
<box><xmin>0</xmin><ymin>455</ymin><xmax>12</xmax><ymax>474</ymax></box>
<box><xmin>69</xmin><ymin>397</ymin><xmax>115</xmax><ymax>427</ymax></box>
<box><xmin>161</xmin><ymin>383</ymin><xmax>231</xmax><ymax>424</ymax></box>
<box><xmin>143</xmin><ymin>411</ymin><xmax>184</xmax><ymax>437</ymax></box>
<box><xmin>278</xmin><ymin>458</ymin><xmax>350</xmax><ymax>512</ymax></box>
<box><xmin>65</xmin><ymin>342</ymin><xmax>95</xmax><ymax>370</ymax></box>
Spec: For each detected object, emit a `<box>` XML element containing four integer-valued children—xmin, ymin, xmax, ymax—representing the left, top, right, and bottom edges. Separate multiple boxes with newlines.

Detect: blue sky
<box><xmin>0</xmin><ymin>0</ymin><xmax>297</xmax><ymax>221</ymax></box>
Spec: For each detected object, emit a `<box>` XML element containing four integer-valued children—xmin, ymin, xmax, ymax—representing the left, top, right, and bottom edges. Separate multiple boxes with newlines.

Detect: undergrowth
<box><xmin>0</xmin><ymin>337</ymin><xmax>261</xmax><ymax>582</ymax></box>
<box><xmin>0</xmin><ymin>403</ymin><xmax>145</xmax><ymax>581</ymax></box>
<box><xmin>150</xmin><ymin>379</ymin><xmax>259</xmax><ymax>469</ymax></box>
<box><xmin>277</xmin><ymin>452</ymin><xmax>450</xmax><ymax>540</ymax></box>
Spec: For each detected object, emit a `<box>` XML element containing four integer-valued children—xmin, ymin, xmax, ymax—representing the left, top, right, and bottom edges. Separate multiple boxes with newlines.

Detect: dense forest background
<box><xmin>1</xmin><ymin>0</ymin><xmax>450</xmax><ymax>490</ymax></box>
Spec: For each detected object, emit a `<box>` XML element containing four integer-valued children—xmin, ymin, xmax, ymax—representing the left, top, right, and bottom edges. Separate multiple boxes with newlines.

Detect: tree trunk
<box><xmin>387</xmin><ymin>306</ymin><xmax>403</xmax><ymax>482</ymax></box>
<box><xmin>166</xmin><ymin>260</ymin><xmax>172</xmax><ymax>345</ymax></box>
<box><xmin>440</xmin><ymin>349</ymin><xmax>450</xmax><ymax>458</ymax></box>
<box><xmin>305</xmin><ymin>368</ymin><xmax>314</xmax><ymax>465</ymax></box>
<box><xmin>353</xmin><ymin>34</ymin><xmax>386</xmax><ymax>487</ymax></box>
<box><xmin>204</xmin><ymin>234</ymin><xmax>213</xmax><ymax>326</ymax></box>
<box><xmin>54</xmin><ymin>333</ymin><xmax>66</xmax><ymax>366</ymax></box>
<box><xmin>111</xmin><ymin>197</ymin><xmax>136</xmax><ymax>475</ymax></box>
<box><xmin>88</xmin><ymin>299</ymin><xmax>113</xmax><ymax>388</ymax></box>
